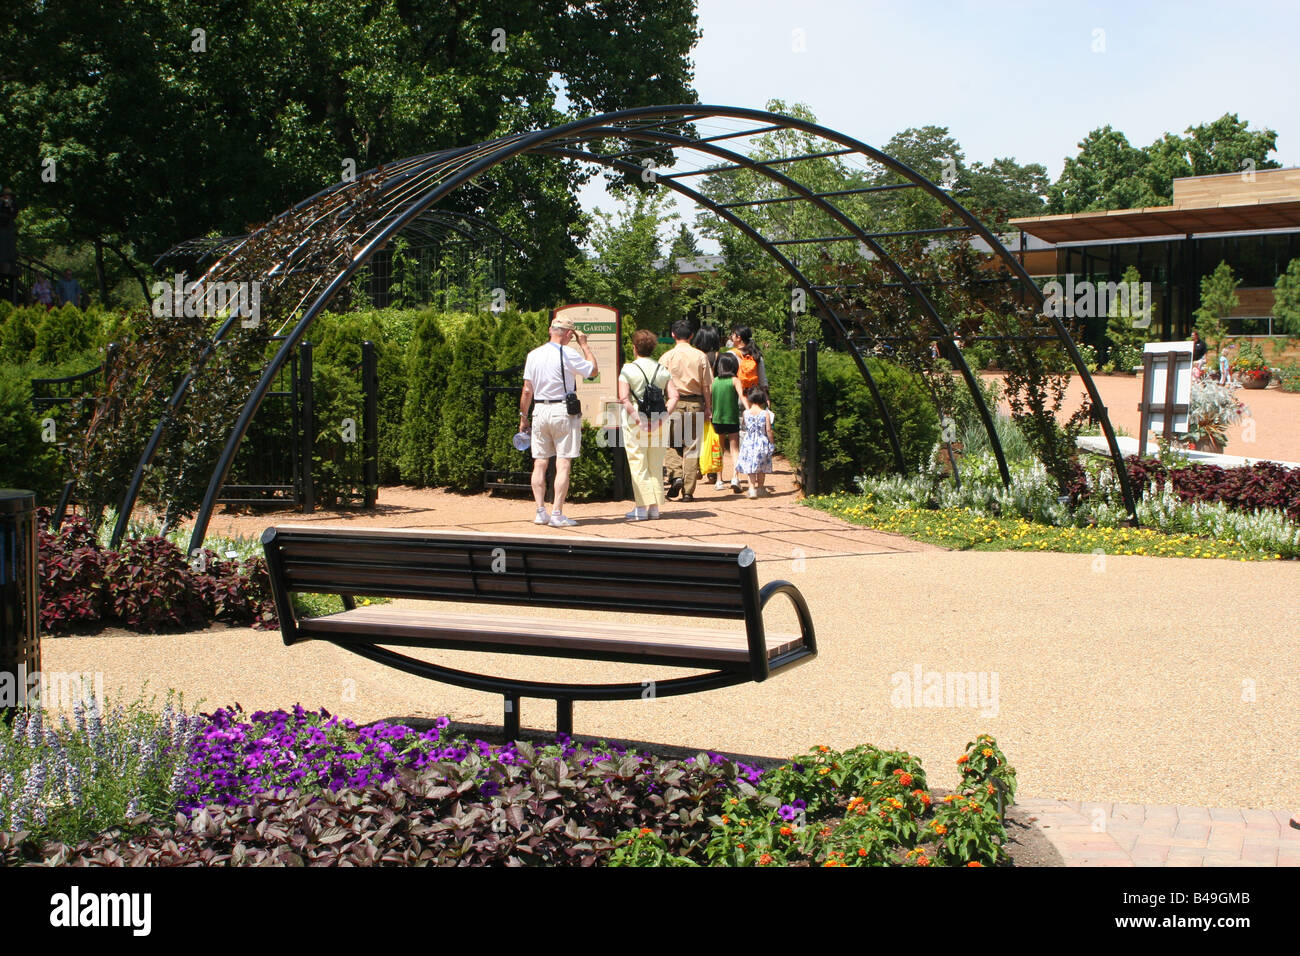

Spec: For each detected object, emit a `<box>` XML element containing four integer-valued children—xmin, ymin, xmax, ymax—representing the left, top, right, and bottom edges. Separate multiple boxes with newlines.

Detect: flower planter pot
<box><xmin>1241</xmin><ymin>373</ymin><xmax>1270</xmax><ymax>390</ymax></box>
<box><xmin>1194</xmin><ymin>436</ymin><xmax>1225</xmax><ymax>454</ymax></box>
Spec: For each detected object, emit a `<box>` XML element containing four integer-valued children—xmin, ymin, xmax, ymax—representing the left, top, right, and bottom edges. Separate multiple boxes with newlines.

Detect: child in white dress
<box><xmin>735</xmin><ymin>387</ymin><xmax>775</xmax><ymax>497</ymax></box>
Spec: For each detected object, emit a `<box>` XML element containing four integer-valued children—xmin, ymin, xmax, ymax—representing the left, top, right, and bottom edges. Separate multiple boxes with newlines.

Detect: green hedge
<box><xmin>0</xmin><ymin>364</ymin><xmax>65</xmax><ymax>503</ymax></box>
<box><xmin>755</xmin><ymin>340</ymin><xmax>939</xmax><ymax>493</ymax></box>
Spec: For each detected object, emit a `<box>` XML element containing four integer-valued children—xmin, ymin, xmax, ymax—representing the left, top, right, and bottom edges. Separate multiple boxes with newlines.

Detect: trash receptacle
<box><xmin>0</xmin><ymin>490</ymin><xmax>39</xmax><ymax>717</ymax></box>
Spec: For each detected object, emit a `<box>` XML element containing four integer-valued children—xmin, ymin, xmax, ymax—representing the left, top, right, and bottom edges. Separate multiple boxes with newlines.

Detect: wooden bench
<box><xmin>260</xmin><ymin>526</ymin><xmax>816</xmax><ymax>738</ymax></box>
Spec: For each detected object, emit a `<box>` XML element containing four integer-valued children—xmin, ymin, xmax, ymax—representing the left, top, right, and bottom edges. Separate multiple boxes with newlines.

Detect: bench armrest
<box><xmin>742</xmin><ymin>579</ymin><xmax>817</xmax><ymax>681</ymax></box>
<box><xmin>759</xmin><ymin>581</ymin><xmax>817</xmax><ymax>657</ymax></box>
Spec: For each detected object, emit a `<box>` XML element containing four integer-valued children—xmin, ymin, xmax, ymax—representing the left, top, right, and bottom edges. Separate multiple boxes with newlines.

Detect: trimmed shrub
<box><xmin>398</xmin><ymin>312</ymin><xmax>454</xmax><ymax>485</ymax></box>
<box><xmin>308</xmin><ymin>311</ymin><xmax>398</xmax><ymax>490</ymax></box>
<box><xmin>568</xmin><ymin>424</ymin><xmax>616</xmax><ymax>501</ymax></box>
<box><xmin>33</xmin><ymin>304</ymin><xmax>102</xmax><ymax>365</ymax></box>
<box><xmin>0</xmin><ymin>364</ymin><xmax>65</xmax><ymax>504</ymax></box>
<box><xmin>748</xmin><ymin>342</ymin><xmax>938</xmax><ymax>492</ymax></box>
<box><xmin>0</xmin><ymin>305</ymin><xmax>39</xmax><ymax>364</ymax></box>
<box><xmin>434</xmin><ymin>314</ymin><xmax>496</xmax><ymax>490</ymax></box>
<box><xmin>816</xmin><ymin>352</ymin><xmax>938</xmax><ymax>491</ymax></box>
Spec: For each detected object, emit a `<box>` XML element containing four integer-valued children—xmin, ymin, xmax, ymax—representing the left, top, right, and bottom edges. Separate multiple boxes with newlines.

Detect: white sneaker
<box><xmin>746</xmin><ymin>488</ymin><xmax>758</xmax><ymax>498</ymax></box>
<box><xmin>625</xmin><ymin>508</ymin><xmax>648</xmax><ymax>521</ymax></box>
<box><xmin>646</xmin><ymin>506</ymin><xmax>660</xmax><ymax>519</ymax></box>
<box><xmin>533</xmin><ymin>507</ymin><xmax>548</xmax><ymax>525</ymax></box>
<box><xmin>714</xmin><ymin>478</ymin><xmax>726</xmax><ymax>490</ymax></box>
<box><xmin>549</xmin><ymin>513</ymin><xmax>578</xmax><ymax>528</ymax></box>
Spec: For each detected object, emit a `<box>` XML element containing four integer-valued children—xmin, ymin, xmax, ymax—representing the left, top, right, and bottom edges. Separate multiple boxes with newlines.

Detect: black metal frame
<box><xmin>261</xmin><ymin>527</ymin><xmax>818</xmax><ymax>737</ymax></box>
<box><xmin>799</xmin><ymin>340</ymin><xmax>819</xmax><ymax>495</ymax></box>
<box><xmin>481</xmin><ymin>363</ymin><xmax>534</xmax><ymax>493</ymax></box>
<box><xmin>83</xmin><ymin>103</ymin><xmax>1134</xmax><ymax>552</ymax></box>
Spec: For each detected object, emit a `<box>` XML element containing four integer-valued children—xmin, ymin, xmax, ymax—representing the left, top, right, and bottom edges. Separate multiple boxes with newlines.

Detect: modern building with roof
<box><xmin>1008</xmin><ymin>167</ymin><xmax>1300</xmax><ymax>344</ymax></box>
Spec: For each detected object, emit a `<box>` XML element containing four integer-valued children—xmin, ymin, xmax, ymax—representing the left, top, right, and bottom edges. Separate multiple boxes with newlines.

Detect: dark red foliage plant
<box><xmin>35</xmin><ymin>511</ymin><xmax>278</xmax><ymax>635</ymax></box>
<box><xmin>1127</xmin><ymin>458</ymin><xmax>1300</xmax><ymax>521</ymax></box>
<box><xmin>36</xmin><ymin>516</ymin><xmax>108</xmax><ymax>634</ymax></box>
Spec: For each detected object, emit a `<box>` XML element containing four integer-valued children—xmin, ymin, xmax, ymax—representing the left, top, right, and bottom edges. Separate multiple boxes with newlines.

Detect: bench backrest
<box><xmin>262</xmin><ymin>526</ymin><xmax>762</xmax><ymax>623</ymax></box>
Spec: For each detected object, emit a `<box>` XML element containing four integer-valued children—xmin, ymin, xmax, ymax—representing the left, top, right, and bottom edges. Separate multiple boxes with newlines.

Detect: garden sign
<box><xmin>552</xmin><ymin>303</ymin><xmax>621</xmax><ymax>429</ymax></box>
<box><xmin>1137</xmin><ymin>342</ymin><xmax>1193</xmax><ymax>457</ymax></box>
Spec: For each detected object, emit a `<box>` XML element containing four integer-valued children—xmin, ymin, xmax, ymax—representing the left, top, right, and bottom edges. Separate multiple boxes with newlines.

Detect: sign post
<box><xmin>1137</xmin><ymin>342</ymin><xmax>1193</xmax><ymax>458</ymax></box>
<box><xmin>551</xmin><ymin>303</ymin><xmax>622</xmax><ymax>428</ymax></box>
<box><xmin>551</xmin><ymin>303</ymin><xmax>626</xmax><ymax>497</ymax></box>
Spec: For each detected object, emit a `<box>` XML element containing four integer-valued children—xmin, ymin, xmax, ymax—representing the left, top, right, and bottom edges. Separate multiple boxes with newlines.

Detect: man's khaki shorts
<box><xmin>531</xmin><ymin>403</ymin><xmax>582</xmax><ymax>458</ymax></box>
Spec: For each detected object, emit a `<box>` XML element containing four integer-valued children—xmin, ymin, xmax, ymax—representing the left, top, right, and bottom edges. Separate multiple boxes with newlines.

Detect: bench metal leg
<box><xmin>504</xmin><ymin>694</ymin><xmax>520</xmax><ymax>741</ymax></box>
<box><xmin>556</xmin><ymin>698</ymin><xmax>572</xmax><ymax>737</ymax></box>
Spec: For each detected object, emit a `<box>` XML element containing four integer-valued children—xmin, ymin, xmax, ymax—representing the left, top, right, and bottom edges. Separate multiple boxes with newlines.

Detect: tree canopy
<box><xmin>1048</xmin><ymin>114</ymin><xmax>1279</xmax><ymax>213</ymax></box>
<box><xmin>1</xmin><ymin>0</ymin><xmax>700</xmax><ymax>306</ymax></box>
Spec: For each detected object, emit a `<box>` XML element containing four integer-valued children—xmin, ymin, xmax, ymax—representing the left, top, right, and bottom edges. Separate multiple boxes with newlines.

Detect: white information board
<box><xmin>551</xmin><ymin>303</ymin><xmax>621</xmax><ymax>427</ymax></box>
<box><xmin>1142</xmin><ymin>342</ymin><xmax>1193</xmax><ymax>434</ymax></box>
<box><xmin>1138</xmin><ymin>342</ymin><xmax>1194</xmax><ymax>456</ymax></box>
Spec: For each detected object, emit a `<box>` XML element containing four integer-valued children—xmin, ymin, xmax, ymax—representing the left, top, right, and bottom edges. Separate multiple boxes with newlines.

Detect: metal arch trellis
<box><xmin>108</xmin><ymin>169</ymin><xmax>524</xmax><ymax>547</ymax></box>
<box><xmin>101</xmin><ymin>103</ymin><xmax>1135</xmax><ymax>554</ymax></box>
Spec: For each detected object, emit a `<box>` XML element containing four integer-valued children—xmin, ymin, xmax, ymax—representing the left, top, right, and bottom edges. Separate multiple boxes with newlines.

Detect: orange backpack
<box><xmin>732</xmin><ymin>349</ymin><xmax>760</xmax><ymax>390</ymax></box>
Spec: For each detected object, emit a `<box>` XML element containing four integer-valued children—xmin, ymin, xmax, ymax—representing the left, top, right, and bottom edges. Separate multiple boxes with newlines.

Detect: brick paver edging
<box><xmin>1017</xmin><ymin>798</ymin><xmax>1300</xmax><ymax>867</ymax></box>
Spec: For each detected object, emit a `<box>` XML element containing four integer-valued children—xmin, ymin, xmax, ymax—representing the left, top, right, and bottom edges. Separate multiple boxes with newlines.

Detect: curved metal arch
<box><xmin>532</xmin><ymin>123</ymin><xmax>1011</xmax><ymax>486</ymax></box>
<box><xmin>111</xmin><ymin>178</ymin><xmax>528</xmax><ymax>548</ymax></box>
<box><xmin>183</xmin><ymin>105</ymin><xmax>1138</xmax><ymax>552</ymax></box>
<box><xmin>532</xmin><ymin>137</ymin><xmax>906</xmax><ymax>473</ymax></box>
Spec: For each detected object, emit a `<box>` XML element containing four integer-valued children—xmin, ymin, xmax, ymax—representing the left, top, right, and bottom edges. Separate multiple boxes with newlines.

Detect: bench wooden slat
<box><xmin>282</xmin><ymin>567</ymin><xmax>747</xmax><ymax>616</ymax></box>
<box><xmin>261</xmin><ymin>526</ymin><xmax>817</xmax><ymax>735</ymax></box>
<box><xmin>299</xmin><ymin>607</ymin><xmax>803</xmax><ymax>664</ymax></box>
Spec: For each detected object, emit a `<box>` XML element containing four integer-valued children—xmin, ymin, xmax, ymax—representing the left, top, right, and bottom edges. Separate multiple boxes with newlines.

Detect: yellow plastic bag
<box><xmin>700</xmin><ymin>421</ymin><xmax>723</xmax><ymax>475</ymax></box>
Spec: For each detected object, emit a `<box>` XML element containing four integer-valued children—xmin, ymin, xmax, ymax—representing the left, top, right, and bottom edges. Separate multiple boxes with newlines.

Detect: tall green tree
<box><xmin>1049</xmin><ymin>115</ymin><xmax>1279</xmax><ymax>212</ymax></box>
<box><xmin>1047</xmin><ymin>126</ymin><xmax>1161</xmax><ymax>213</ymax></box>
<box><xmin>962</xmin><ymin>157</ymin><xmax>1050</xmax><ymax>230</ymax></box>
<box><xmin>667</xmin><ymin>224</ymin><xmax>702</xmax><ymax>262</ymax></box>
<box><xmin>1105</xmin><ymin>265</ymin><xmax>1155</xmax><ymax>370</ymax></box>
<box><xmin>1195</xmin><ymin>261</ymin><xmax>1240</xmax><ymax>359</ymax></box>
<box><xmin>565</xmin><ymin>188</ymin><xmax>682</xmax><ymax>331</ymax></box>
<box><xmin>1271</xmin><ymin>258</ymin><xmax>1300</xmax><ymax>338</ymax></box>
<box><xmin>1</xmin><ymin>0</ymin><xmax>700</xmax><ymax>306</ymax></box>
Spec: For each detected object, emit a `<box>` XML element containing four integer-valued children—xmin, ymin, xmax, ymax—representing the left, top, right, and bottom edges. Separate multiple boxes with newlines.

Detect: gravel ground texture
<box><xmin>41</xmin><ymin>545</ymin><xmax>1300</xmax><ymax>811</ymax></box>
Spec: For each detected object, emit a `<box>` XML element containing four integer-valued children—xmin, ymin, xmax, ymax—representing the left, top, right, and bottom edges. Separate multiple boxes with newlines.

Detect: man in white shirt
<box><xmin>520</xmin><ymin>315</ymin><xmax>598</xmax><ymax>527</ymax></box>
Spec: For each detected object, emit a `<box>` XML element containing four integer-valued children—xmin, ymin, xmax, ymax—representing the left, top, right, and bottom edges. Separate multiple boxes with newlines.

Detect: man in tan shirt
<box><xmin>661</xmin><ymin>320</ymin><xmax>713</xmax><ymax>501</ymax></box>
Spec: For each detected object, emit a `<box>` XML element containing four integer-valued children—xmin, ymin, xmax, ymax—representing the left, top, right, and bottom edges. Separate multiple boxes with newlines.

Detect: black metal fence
<box><xmin>481</xmin><ymin>363</ymin><xmax>536</xmax><ymax>493</ymax></box>
<box><xmin>28</xmin><ymin>338</ymin><xmax>378</xmax><ymax>518</ymax></box>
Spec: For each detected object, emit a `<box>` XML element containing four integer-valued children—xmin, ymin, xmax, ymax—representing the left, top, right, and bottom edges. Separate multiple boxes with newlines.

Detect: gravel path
<box><xmin>42</xmin><ymin>514</ymin><xmax>1300</xmax><ymax>810</ymax></box>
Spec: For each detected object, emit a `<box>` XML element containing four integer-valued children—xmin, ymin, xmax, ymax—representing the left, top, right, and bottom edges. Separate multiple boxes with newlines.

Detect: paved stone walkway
<box><xmin>1018</xmin><ymin>798</ymin><xmax>1300</xmax><ymax>866</ymax></box>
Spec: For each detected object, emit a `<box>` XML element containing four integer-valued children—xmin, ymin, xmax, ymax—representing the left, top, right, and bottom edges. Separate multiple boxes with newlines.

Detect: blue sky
<box><xmin>577</xmin><ymin>0</ymin><xmax>1299</xmax><ymax>239</ymax></box>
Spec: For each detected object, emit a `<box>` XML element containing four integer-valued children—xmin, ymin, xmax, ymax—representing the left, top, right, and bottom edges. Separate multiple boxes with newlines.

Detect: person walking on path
<box><xmin>735</xmin><ymin>386</ymin><xmax>775</xmax><ymax>498</ymax></box>
<box><xmin>619</xmin><ymin>329</ymin><xmax>680</xmax><ymax>520</ymax></box>
<box><xmin>710</xmin><ymin>351</ymin><xmax>744</xmax><ymax>493</ymax></box>
<box><xmin>726</xmin><ymin>326</ymin><xmax>768</xmax><ymax>392</ymax></box>
<box><xmin>519</xmin><ymin>315</ymin><xmax>598</xmax><ymax>527</ymax></box>
<box><xmin>55</xmin><ymin>268</ymin><xmax>83</xmax><ymax>308</ymax></box>
<box><xmin>31</xmin><ymin>274</ymin><xmax>54</xmax><ymax>308</ymax></box>
<box><xmin>662</xmin><ymin>319</ymin><xmax>713</xmax><ymax>503</ymax></box>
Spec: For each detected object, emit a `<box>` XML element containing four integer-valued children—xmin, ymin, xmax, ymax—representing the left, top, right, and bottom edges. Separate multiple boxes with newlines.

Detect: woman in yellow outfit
<box><xmin>619</xmin><ymin>329</ymin><xmax>680</xmax><ymax>520</ymax></box>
